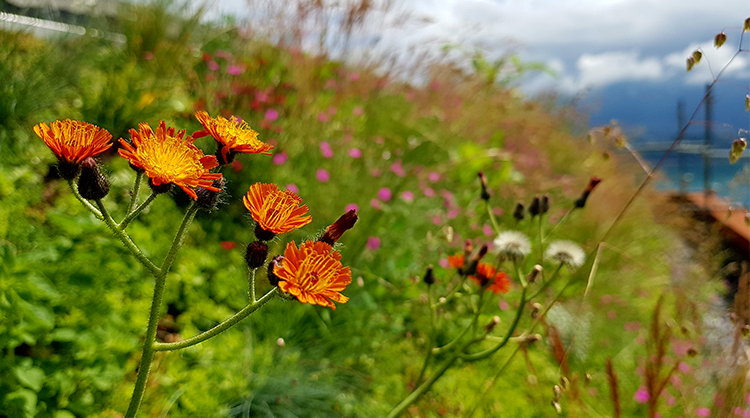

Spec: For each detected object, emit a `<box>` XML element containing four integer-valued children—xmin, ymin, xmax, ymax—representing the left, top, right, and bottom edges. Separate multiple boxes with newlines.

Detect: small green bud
<box><xmin>744</xmin><ymin>17</ymin><xmax>749</xmax><ymax>32</ymax></box>
<box><xmin>714</xmin><ymin>32</ymin><xmax>727</xmax><ymax>48</ymax></box>
<box><xmin>729</xmin><ymin>138</ymin><xmax>747</xmax><ymax>164</ymax></box>
<box><xmin>692</xmin><ymin>50</ymin><xmax>702</xmax><ymax>64</ymax></box>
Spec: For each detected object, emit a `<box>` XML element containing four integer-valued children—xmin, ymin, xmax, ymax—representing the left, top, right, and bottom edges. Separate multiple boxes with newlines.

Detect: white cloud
<box><xmin>577</xmin><ymin>51</ymin><xmax>663</xmax><ymax>87</ymax></box>
<box><xmin>664</xmin><ymin>39</ymin><xmax>749</xmax><ymax>85</ymax></box>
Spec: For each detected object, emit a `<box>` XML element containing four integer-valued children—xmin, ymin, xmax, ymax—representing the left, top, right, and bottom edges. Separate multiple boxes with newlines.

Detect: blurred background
<box><xmin>0</xmin><ymin>0</ymin><xmax>748</xmax><ymax>417</ymax></box>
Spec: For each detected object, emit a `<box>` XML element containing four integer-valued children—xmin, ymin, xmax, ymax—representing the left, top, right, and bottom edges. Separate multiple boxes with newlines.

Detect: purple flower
<box><xmin>634</xmin><ymin>386</ymin><xmax>650</xmax><ymax>404</ymax></box>
<box><xmin>353</xmin><ymin>106</ymin><xmax>364</xmax><ymax>116</ymax></box>
<box><xmin>317</xmin><ymin>112</ymin><xmax>329</xmax><ymax>123</ymax></box>
<box><xmin>482</xmin><ymin>224</ymin><xmax>493</xmax><ymax>237</ymax></box>
<box><xmin>678</xmin><ymin>362</ymin><xmax>691</xmax><ymax>374</ymax></box>
<box><xmin>285</xmin><ymin>184</ymin><xmax>299</xmax><ymax>194</ymax></box>
<box><xmin>316</xmin><ymin>168</ymin><xmax>330</xmax><ymax>183</ymax></box>
<box><xmin>439</xmin><ymin>258</ymin><xmax>449</xmax><ymax>268</ymax></box>
<box><xmin>401</xmin><ymin>191</ymin><xmax>414</xmax><ymax>202</ymax></box>
<box><xmin>265</xmin><ymin>109</ymin><xmax>279</xmax><ymax>122</ymax></box>
<box><xmin>377</xmin><ymin>187</ymin><xmax>392</xmax><ymax>202</ymax></box>
<box><xmin>366</xmin><ymin>236</ymin><xmax>380</xmax><ymax>250</ymax></box>
<box><xmin>320</xmin><ymin>141</ymin><xmax>334</xmax><ymax>158</ymax></box>
<box><xmin>207</xmin><ymin>60</ymin><xmax>220</xmax><ymax>71</ymax></box>
<box><xmin>348</xmin><ymin>148</ymin><xmax>362</xmax><ymax>158</ymax></box>
<box><xmin>272</xmin><ymin>152</ymin><xmax>288</xmax><ymax>165</ymax></box>
<box><xmin>428</xmin><ymin>171</ymin><xmax>440</xmax><ymax>183</ymax></box>
<box><xmin>227</xmin><ymin>65</ymin><xmax>243</xmax><ymax>75</ymax></box>
<box><xmin>431</xmin><ymin>215</ymin><xmax>441</xmax><ymax>225</ymax></box>
<box><xmin>349</xmin><ymin>72</ymin><xmax>360</xmax><ymax>81</ymax></box>
<box><xmin>345</xmin><ymin>203</ymin><xmax>359</xmax><ymax>213</ymax></box>
<box><xmin>423</xmin><ymin>187</ymin><xmax>435</xmax><ymax>197</ymax></box>
<box><xmin>696</xmin><ymin>408</ymin><xmax>711</xmax><ymax>418</ymax></box>
<box><xmin>390</xmin><ymin>160</ymin><xmax>406</xmax><ymax>177</ymax></box>
<box><xmin>370</xmin><ymin>199</ymin><xmax>382</xmax><ymax>210</ymax></box>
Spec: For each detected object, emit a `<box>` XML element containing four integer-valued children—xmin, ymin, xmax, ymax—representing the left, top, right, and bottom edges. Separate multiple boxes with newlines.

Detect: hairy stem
<box><xmin>95</xmin><ymin>200</ymin><xmax>160</xmax><ymax>276</ymax></box>
<box><xmin>68</xmin><ymin>180</ymin><xmax>103</xmax><ymax>220</ymax></box>
<box><xmin>120</xmin><ymin>192</ymin><xmax>157</xmax><ymax>229</ymax></box>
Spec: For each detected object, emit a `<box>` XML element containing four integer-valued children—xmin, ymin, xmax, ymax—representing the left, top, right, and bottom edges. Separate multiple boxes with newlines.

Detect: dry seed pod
<box><xmin>730</xmin><ymin>138</ymin><xmax>747</xmax><ymax>164</ymax></box>
<box><xmin>745</xmin><ymin>17</ymin><xmax>750</xmax><ymax>32</ymax></box>
<box><xmin>692</xmin><ymin>50</ymin><xmax>702</xmax><ymax>64</ymax></box>
<box><xmin>686</xmin><ymin>56</ymin><xmax>696</xmax><ymax>72</ymax></box>
<box><xmin>715</xmin><ymin>32</ymin><xmax>727</xmax><ymax>48</ymax></box>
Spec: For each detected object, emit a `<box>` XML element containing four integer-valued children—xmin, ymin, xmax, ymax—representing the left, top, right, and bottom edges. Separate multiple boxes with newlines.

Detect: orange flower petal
<box><xmin>34</xmin><ymin>120</ymin><xmax>113</xmax><ymax>164</ymax></box>
<box><xmin>243</xmin><ymin>183</ymin><xmax>312</xmax><ymax>234</ymax></box>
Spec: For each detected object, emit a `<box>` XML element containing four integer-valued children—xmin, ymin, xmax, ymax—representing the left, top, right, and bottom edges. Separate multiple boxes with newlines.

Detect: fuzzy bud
<box><xmin>254</xmin><ymin>223</ymin><xmax>276</xmax><ymax>242</ymax></box>
<box><xmin>729</xmin><ymin>138</ymin><xmax>747</xmax><ymax>164</ymax></box>
<box><xmin>148</xmin><ymin>178</ymin><xmax>172</xmax><ymax>195</ymax></box>
<box><xmin>531</xmin><ymin>302</ymin><xmax>542</xmax><ymax>319</ymax></box>
<box><xmin>574</xmin><ymin>176</ymin><xmax>602</xmax><ymax>208</ymax></box>
<box><xmin>484</xmin><ymin>315</ymin><xmax>501</xmax><ymax>333</ymax></box>
<box><xmin>692</xmin><ymin>50</ymin><xmax>702</xmax><ymax>64</ymax></box>
<box><xmin>527</xmin><ymin>265</ymin><xmax>543</xmax><ymax>284</ymax></box>
<box><xmin>245</xmin><ymin>241</ymin><xmax>269</xmax><ymax>269</ymax></box>
<box><xmin>423</xmin><ymin>265</ymin><xmax>435</xmax><ymax>286</ymax></box>
<box><xmin>196</xmin><ymin>178</ymin><xmax>225</xmax><ymax>211</ymax></box>
<box><xmin>540</xmin><ymin>195</ymin><xmax>550</xmax><ymax>214</ymax></box>
<box><xmin>463</xmin><ymin>244</ymin><xmax>488</xmax><ymax>277</ymax></box>
<box><xmin>57</xmin><ymin>159</ymin><xmax>81</xmax><ymax>180</ymax></box>
<box><xmin>529</xmin><ymin>195</ymin><xmax>541</xmax><ymax>217</ymax></box>
<box><xmin>267</xmin><ymin>255</ymin><xmax>284</xmax><ymax>286</ymax></box>
<box><xmin>77</xmin><ymin>157</ymin><xmax>110</xmax><ymax>200</ymax></box>
<box><xmin>478</xmin><ymin>171</ymin><xmax>490</xmax><ymax>201</ymax></box>
<box><xmin>319</xmin><ymin>209</ymin><xmax>358</xmax><ymax>245</ymax></box>
<box><xmin>513</xmin><ymin>202</ymin><xmax>525</xmax><ymax>221</ymax></box>
<box><xmin>714</xmin><ymin>32</ymin><xmax>727</xmax><ymax>48</ymax></box>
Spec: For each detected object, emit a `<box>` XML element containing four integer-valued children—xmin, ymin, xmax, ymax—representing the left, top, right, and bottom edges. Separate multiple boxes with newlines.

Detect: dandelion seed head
<box><xmin>545</xmin><ymin>240</ymin><xmax>586</xmax><ymax>269</ymax></box>
<box><xmin>493</xmin><ymin>231</ymin><xmax>531</xmax><ymax>262</ymax></box>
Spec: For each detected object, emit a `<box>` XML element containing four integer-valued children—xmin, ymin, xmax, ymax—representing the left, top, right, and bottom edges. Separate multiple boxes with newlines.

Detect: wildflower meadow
<box><xmin>0</xmin><ymin>1</ymin><xmax>748</xmax><ymax>417</ymax></box>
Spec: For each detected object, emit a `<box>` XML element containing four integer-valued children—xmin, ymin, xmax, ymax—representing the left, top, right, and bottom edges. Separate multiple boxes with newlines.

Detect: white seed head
<box><xmin>545</xmin><ymin>240</ymin><xmax>586</xmax><ymax>269</ymax></box>
<box><xmin>493</xmin><ymin>231</ymin><xmax>531</xmax><ymax>262</ymax></box>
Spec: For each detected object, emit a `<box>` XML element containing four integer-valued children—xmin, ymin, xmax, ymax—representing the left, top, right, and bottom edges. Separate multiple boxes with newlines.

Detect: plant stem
<box><xmin>127</xmin><ymin>172</ymin><xmax>144</xmax><ymax>214</ymax></box>
<box><xmin>95</xmin><ymin>200</ymin><xmax>160</xmax><ymax>276</ymax></box>
<box><xmin>249</xmin><ymin>269</ymin><xmax>257</xmax><ymax>302</ymax></box>
<box><xmin>460</xmin><ymin>286</ymin><xmax>527</xmax><ymax>362</ymax></box>
<box><xmin>68</xmin><ymin>180</ymin><xmax>103</xmax><ymax>220</ymax></box>
<box><xmin>154</xmin><ymin>288</ymin><xmax>279</xmax><ymax>351</ymax></box>
<box><xmin>124</xmin><ymin>203</ymin><xmax>198</xmax><ymax>418</ymax></box>
<box><xmin>416</xmin><ymin>286</ymin><xmax>435</xmax><ymax>385</ymax></box>
<box><xmin>120</xmin><ymin>192</ymin><xmax>157</xmax><ymax>229</ymax></box>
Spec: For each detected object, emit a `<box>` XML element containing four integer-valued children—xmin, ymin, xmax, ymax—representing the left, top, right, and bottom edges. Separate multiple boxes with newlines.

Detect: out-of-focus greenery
<box><xmin>0</xmin><ymin>1</ymin><xmax>731</xmax><ymax>417</ymax></box>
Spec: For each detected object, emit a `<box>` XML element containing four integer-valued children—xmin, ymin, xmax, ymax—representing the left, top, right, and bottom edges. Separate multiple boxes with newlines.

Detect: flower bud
<box><xmin>422</xmin><ymin>265</ymin><xmax>435</xmax><ymax>286</ymax></box>
<box><xmin>527</xmin><ymin>264</ymin><xmax>543</xmax><ymax>284</ymax></box>
<box><xmin>245</xmin><ymin>241</ymin><xmax>269</xmax><ymax>269</ymax></box>
<box><xmin>692</xmin><ymin>50</ymin><xmax>702</xmax><ymax>64</ymax></box>
<box><xmin>531</xmin><ymin>302</ymin><xmax>542</xmax><ymax>319</ymax></box>
<box><xmin>196</xmin><ymin>177</ymin><xmax>225</xmax><ymax>211</ymax></box>
<box><xmin>529</xmin><ymin>195</ymin><xmax>541</xmax><ymax>217</ymax></box>
<box><xmin>254</xmin><ymin>223</ymin><xmax>276</xmax><ymax>242</ymax></box>
<box><xmin>216</xmin><ymin>148</ymin><xmax>239</xmax><ymax>165</ymax></box>
<box><xmin>57</xmin><ymin>159</ymin><xmax>81</xmax><ymax>180</ymax></box>
<box><xmin>745</xmin><ymin>17</ymin><xmax>750</xmax><ymax>32</ymax></box>
<box><xmin>463</xmin><ymin>244</ymin><xmax>488</xmax><ymax>277</ymax></box>
<box><xmin>513</xmin><ymin>202</ymin><xmax>525</xmax><ymax>221</ymax></box>
<box><xmin>478</xmin><ymin>171</ymin><xmax>490</xmax><ymax>201</ymax></box>
<box><xmin>686</xmin><ymin>56</ymin><xmax>695</xmax><ymax>72</ymax></box>
<box><xmin>540</xmin><ymin>195</ymin><xmax>550</xmax><ymax>214</ymax></box>
<box><xmin>319</xmin><ymin>209</ymin><xmax>358</xmax><ymax>245</ymax></box>
<box><xmin>714</xmin><ymin>32</ymin><xmax>727</xmax><ymax>48</ymax></box>
<box><xmin>268</xmin><ymin>255</ymin><xmax>284</xmax><ymax>286</ymax></box>
<box><xmin>574</xmin><ymin>176</ymin><xmax>602</xmax><ymax>208</ymax></box>
<box><xmin>484</xmin><ymin>315</ymin><xmax>500</xmax><ymax>333</ymax></box>
<box><xmin>148</xmin><ymin>178</ymin><xmax>172</xmax><ymax>195</ymax></box>
<box><xmin>729</xmin><ymin>138</ymin><xmax>747</xmax><ymax>164</ymax></box>
<box><xmin>77</xmin><ymin>157</ymin><xmax>110</xmax><ymax>200</ymax></box>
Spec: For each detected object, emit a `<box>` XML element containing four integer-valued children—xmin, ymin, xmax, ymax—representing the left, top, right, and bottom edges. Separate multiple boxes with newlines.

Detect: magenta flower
<box><xmin>678</xmin><ymin>362</ymin><xmax>691</xmax><ymax>374</ymax></box>
<box><xmin>348</xmin><ymin>148</ymin><xmax>362</xmax><ymax>158</ymax></box>
<box><xmin>316</xmin><ymin>168</ymin><xmax>330</xmax><ymax>183</ymax></box>
<box><xmin>498</xmin><ymin>300</ymin><xmax>509</xmax><ymax>311</ymax></box>
<box><xmin>370</xmin><ymin>199</ymin><xmax>382</xmax><ymax>210</ymax></box>
<box><xmin>285</xmin><ymin>184</ymin><xmax>299</xmax><ymax>194</ymax></box>
<box><xmin>327</xmin><ymin>106</ymin><xmax>338</xmax><ymax>116</ymax></box>
<box><xmin>353</xmin><ymin>106</ymin><xmax>364</xmax><ymax>116</ymax></box>
<box><xmin>428</xmin><ymin>171</ymin><xmax>440</xmax><ymax>183</ymax></box>
<box><xmin>345</xmin><ymin>203</ymin><xmax>359</xmax><ymax>213</ymax></box>
<box><xmin>272</xmin><ymin>152</ymin><xmax>288</xmax><ymax>165</ymax></box>
<box><xmin>634</xmin><ymin>387</ymin><xmax>650</xmax><ymax>404</ymax></box>
<box><xmin>431</xmin><ymin>215</ymin><xmax>441</xmax><ymax>225</ymax></box>
<box><xmin>696</xmin><ymin>408</ymin><xmax>711</xmax><ymax>417</ymax></box>
<box><xmin>390</xmin><ymin>160</ymin><xmax>406</xmax><ymax>177</ymax></box>
<box><xmin>366</xmin><ymin>236</ymin><xmax>380</xmax><ymax>250</ymax></box>
<box><xmin>377</xmin><ymin>187</ymin><xmax>392</xmax><ymax>202</ymax></box>
<box><xmin>265</xmin><ymin>109</ymin><xmax>279</xmax><ymax>122</ymax></box>
<box><xmin>320</xmin><ymin>141</ymin><xmax>334</xmax><ymax>158</ymax></box>
<box><xmin>227</xmin><ymin>65</ymin><xmax>243</xmax><ymax>75</ymax></box>
<box><xmin>207</xmin><ymin>60</ymin><xmax>220</xmax><ymax>71</ymax></box>
<box><xmin>255</xmin><ymin>91</ymin><xmax>269</xmax><ymax>102</ymax></box>
<box><xmin>370</xmin><ymin>168</ymin><xmax>382</xmax><ymax>177</ymax></box>
<box><xmin>215</xmin><ymin>49</ymin><xmax>232</xmax><ymax>59</ymax></box>
<box><xmin>447</xmin><ymin>208</ymin><xmax>460</xmax><ymax>219</ymax></box>
<box><xmin>439</xmin><ymin>258</ymin><xmax>449</xmax><ymax>268</ymax></box>
<box><xmin>401</xmin><ymin>191</ymin><xmax>414</xmax><ymax>202</ymax></box>
<box><xmin>423</xmin><ymin>187</ymin><xmax>435</xmax><ymax>197</ymax></box>
<box><xmin>349</xmin><ymin>72</ymin><xmax>360</xmax><ymax>81</ymax></box>
<box><xmin>482</xmin><ymin>224</ymin><xmax>493</xmax><ymax>237</ymax></box>
<box><xmin>317</xmin><ymin>112</ymin><xmax>329</xmax><ymax>123</ymax></box>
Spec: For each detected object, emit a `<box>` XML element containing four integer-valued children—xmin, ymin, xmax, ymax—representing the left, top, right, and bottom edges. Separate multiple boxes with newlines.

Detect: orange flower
<box><xmin>243</xmin><ymin>183</ymin><xmax>312</xmax><ymax>237</ymax></box>
<box><xmin>447</xmin><ymin>253</ymin><xmax>465</xmax><ymax>269</ymax></box>
<box><xmin>194</xmin><ymin>111</ymin><xmax>273</xmax><ymax>164</ymax></box>
<box><xmin>274</xmin><ymin>241</ymin><xmax>352</xmax><ymax>310</ymax></box>
<box><xmin>118</xmin><ymin>121</ymin><xmax>222</xmax><ymax>200</ymax></box>
<box><xmin>34</xmin><ymin>120</ymin><xmax>113</xmax><ymax>179</ymax></box>
<box><xmin>469</xmin><ymin>263</ymin><xmax>510</xmax><ymax>294</ymax></box>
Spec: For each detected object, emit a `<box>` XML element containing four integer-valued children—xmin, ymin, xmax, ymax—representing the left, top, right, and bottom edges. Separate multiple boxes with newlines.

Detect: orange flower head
<box><xmin>34</xmin><ymin>120</ymin><xmax>113</xmax><ymax>179</ymax></box>
<box><xmin>470</xmin><ymin>263</ymin><xmax>511</xmax><ymax>294</ymax></box>
<box><xmin>274</xmin><ymin>241</ymin><xmax>352</xmax><ymax>310</ymax></box>
<box><xmin>118</xmin><ymin>121</ymin><xmax>222</xmax><ymax>200</ymax></box>
<box><xmin>194</xmin><ymin>111</ymin><xmax>273</xmax><ymax>164</ymax></box>
<box><xmin>447</xmin><ymin>253</ymin><xmax>465</xmax><ymax>269</ymax></box>
<box><xmin>243</xmin><ymin>183</ymin><xmax>312</xmax><ymax>239</ymax></box>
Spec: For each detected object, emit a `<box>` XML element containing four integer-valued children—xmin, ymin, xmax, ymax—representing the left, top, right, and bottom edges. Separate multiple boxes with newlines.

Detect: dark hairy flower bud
<box><xmin>77</xmin><ymin>157</ymin><xmax>110</xmax><ymax>200</ymax></box>
<box><xmin>319</xmin><ymin>209</ymin><xmax>358</xmax><ymax>245</ymax></box>
<box><xmin>268</xmin><ymin>255</ymin><xmax>284</xmax><ymax>286</ymax></box>
<box><xmin>245</xmin><ymin>241</ymin><xmax>269</xmax><ymax>269</ymax></box>
<box><xmin>574</xmin><ymin>176</ymin><xmax>602</xmax><ymax>208</ymax></box>
<box><xmin>478</xmin><ymin>171</ymin><xmax>490</xmax><ymax>201</ymax></box>
<box><xmin>529</xmin><ymin>195</ymin><xmax>541</xmax><ymax>217</ymax></box>
<box><xmin>57</xmin><ymin>159</ymin><xmax>81</xmax><ymax>180</ymax></box>
<box><xmin>513</xmin><ymin>202</ymin><xmax>525</xmax><ymax>221</ymax></box>
<box><xmin>422</xmin><ymin>265</ymin><xmax>435</xmax><ymax>286</ymax></box>
<box><xmin>196</xmin><ymin>177</ymin><xmax>226</xmax><ymax>211</ymax></box>
<box><xmin>254</xmin><ymin>223</ymin><xmax>276</xmax><ymax>242</ymax></box>
<box><xmin>463</xmin><ymin>244</ymin><xmax>488</xmax><ymax>277</ymax></box>
<box><xmin>527</xmin><ymin>265</ymin><xmax>543</xmax><ymax>284</ymax></box>
<box><xmin>540</xmin><ymin>195</ymin><xmax>550</xmax><ymax>214</ymax></box>
<box><xmin>149</xmin><ymin>178</ymin><xmax>172</xmax><ymax>195</ymax></box>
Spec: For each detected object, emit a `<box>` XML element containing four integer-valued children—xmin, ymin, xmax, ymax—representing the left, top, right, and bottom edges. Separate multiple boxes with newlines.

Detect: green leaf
<box><xmin>13</xmin><ymin>365</ymin><xmax>45</xmax><ymax>391</ymax></box>
<box><xmin>5</xmin><ymin>388</ymin><xmax>38</xmax><ymax>418</ymax></box>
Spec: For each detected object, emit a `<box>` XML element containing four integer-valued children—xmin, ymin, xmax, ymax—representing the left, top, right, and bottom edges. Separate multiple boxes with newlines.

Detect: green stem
<box><xmin>68</xmin><ymin>180</ymin><xmax>103</xmax><ymax>220</ymax></box>
<box><xmin>154</xmin><ymin>288</ymin><xmax>279</xmax><ymax>351</ymax></box>
<box><xmin>460</xmin><ymin>286</ymin><xmax>527</xmax><ymax>362</ymax></box>
<box><xmin>528</xmin><ymin>264</ymin><xmax>563</xmax><ymax>301</ymax></box>
<box><xmin>95</xmin><ymin>200</ymin><xmax>160</xmax><ymax>276</ymax></box>
<box><xmin>485</xmin><ymin>200</ymin><xmax>501</xmax><ymax>235</ymax></box>
<box><xmin>120</xmin><ymin>192</ymin><xmax>157</xmax><ymax>229</ymax></box>
<box><xmin>544</xmin><ymin>207</ymin><xmax>576</xmax><ymax>241</ymax></box>
<box><xmin>464</xmin><ymin>345</ymin><xmax>522</xmax><ymax>418</ymax></box>
<box><xmin>124</xmin><ymin>203</ymin><xmax>199</xmax><ymax>418</ymax></box>
<box><xmin>416</xmin><ymin>286</ymin><xmax>435</xmax><ymax>384</ymax></box>
<box><xmin>249</xmin><ymin>269</ymin><xmax>257</xmax><ymax>302</ymax></box>
<box><xmin>431</xmin><ymin>275</ymin><xmax>466</xmax><ymax>308</ymax></box>
<box><xmin>127</xmin><ymin>172</ymin><xmax>144</xmax><ymax>214</ymax></box>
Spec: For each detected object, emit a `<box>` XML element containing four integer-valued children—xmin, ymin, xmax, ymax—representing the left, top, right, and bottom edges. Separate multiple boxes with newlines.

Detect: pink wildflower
<box><xmin>401</xmin><ymin>191</ymin><xmax>414</xmax><ymax>202</ymax></box>
<box><xmin>377</xmin><ymin>187</ymin><xmax>392</xmax><ymax>202</ymax></box>
<box><xmin>272</xmin><ymin>152</ymin><xmax>288</xmax><ymax>165</ymax></box>
<box><xmin>439</xmin><ymin>258</ymin><xmax>449</xmax><ymax>269</ymax></box>
<box><xmin>634</xmin><ymin>387</ymin><xmax>650</xmax><ymax>404</ymax></box>
<box><xmin>227</xmin><ymin>65</ymin><xmax>243</xmax><ymax>75</ymax></box>
<box><xmin>390</xmin><ymin>160</ymin><xmax>406</xmax><ymax>177</ymax></box>
<box><xmin>353</xmin><ymin>106</ymin><xmax>364</xmax><ymax>116</ymax></box>
<box><xmin>423</xmin><ymin>187</ymin><xmax>435</xmax><ymax>197</ymax></box>
<box><xmin>482</xmin><ymin>224</ymin><xmax>493</xmax><ymax>237</ymax></box>
<box><xmin>316</xmin><ymin>168</ymin><xmax>330</xmax><ymax>183</ymax></box>
<box><xmin>265</xmin><ymin>109</ymin><xmax>279</xmax><ymax>121</ymax></box>
<box><xmin>348</xmin><ymin>148</ymin><xmax>362</xmax><ymax>158</ymax></box>
<box><xmin>317</xmin><ymin>112</ymin><xmax>329</xmax><ymax>123</ymax></box>
<box><xmin>428</xmin><ymin>171</ymin><xmax>440</xmax><ymax>183</ymax></box>
<box><xmin>366</xmin><ymin>236</ymin><xmax>380</xmax><ymax>250</ymax></box>
<box><xmin>345</xmin><ymin>203</ymin><xmax>359</xmax><ymax>213</ymax></box>
<box><xmin>285</xmin><ymin>184</ymin><xmax>299</xmax><ymax>194</ymax></box>
<box><xmin>696</xmin><ymin>408</ymin><xmax>711</xmax><ymax>417</ymax></box>
<box><xmin>320</xmin><ymin>141</ymin><xmax>334</xmax><ymax>158</ymax></box>
<box><xmin>370</xmin><ymin>199</ymin><xmax>381</xmax><ymax>210</ymax></box>
<box><xmin>207</xmin><ymin>60</ymin><xmax>220</xmax><ymax>71</ymax></box>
